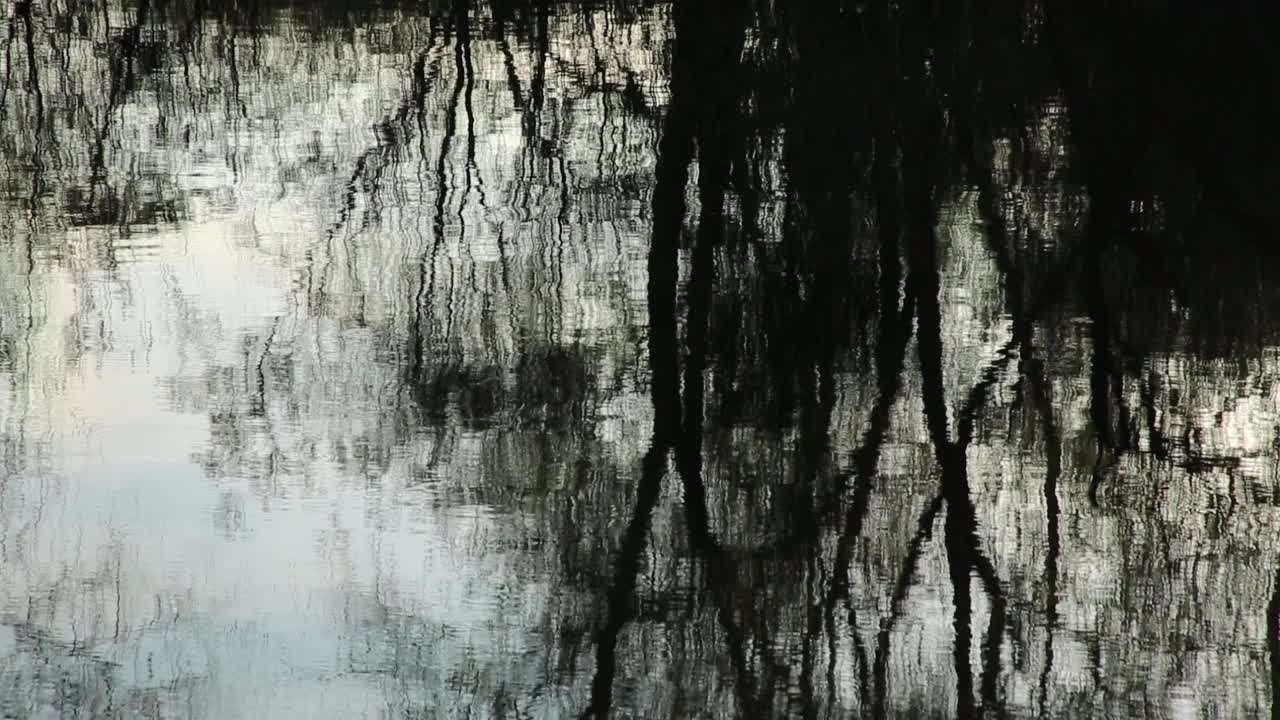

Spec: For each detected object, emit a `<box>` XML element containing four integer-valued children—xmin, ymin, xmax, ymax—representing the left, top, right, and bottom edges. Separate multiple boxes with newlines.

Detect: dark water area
<box><xmin>1</xmin><ymin>0</ymin><xmax>1279</xmax><ymax>717</ymax></box>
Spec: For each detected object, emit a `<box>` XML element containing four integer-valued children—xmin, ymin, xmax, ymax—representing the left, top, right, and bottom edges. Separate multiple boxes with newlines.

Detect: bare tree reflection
<box><xmin>2</xmin><ymin>0</ymin><xmax>1280</xmax><ymax>718</ymax></box>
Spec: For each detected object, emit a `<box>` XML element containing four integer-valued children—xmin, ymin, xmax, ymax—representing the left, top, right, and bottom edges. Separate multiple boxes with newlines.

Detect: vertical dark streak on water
<box><xmin>905</xmin><ymin>101</ymin><xmax>1008</xmax><ymax>716</ymax></box>
<box><xmin>1033</xmin><ymin>358</ymin><xmax>1062</xmax><ymax>718</ymax></box>
<box><xmin>730</xmin><ymin>134</ymin><xmax>757</xmax><ymax>244</ymax></box>
<box><xmin>957</xmin><ymin>114</ymin><xmax>1058</xmax><ymax>719</ymax></box>
<box><xmin>921</xmin><ymin>316</ymin><xmax>1013</xmax><ymax>720</ymax></box>
<box><xmin>674</xmin><ymin>57</ymin><xmax>761</xmax><ymax>718</ymax></box>
<box><xmin>388</xmin><ymin>27</ymin><xmax>440</xmax><ymax>381</ymax></box>
<box><xmin>1040</xmin><ymin>5</ymin><xmax>1156</xmax><ymax>510</ymax></box>
<box><xmin>0</xmin><ymin>12</ymin><xmax>15</xmax><ymax>117</ymax></box>
<box><xmin>113</xmin><ymin>553</ymin><xmax>123</xmax><ymax>642</ymax></box>
<box><xmin>414</xmin><ymin>18</ymin><xmax>440</xmax><ymax>158</ymax></box>
<box><xmin>313</xmin><ymin>153</ymin><xmax>370</xmax><ymax>306</ymax></box>
<box><xmin>899</xmin><ymin>91</ymin><xmax>947</xmax><ymax>473</ymax></box>
<box><xmin>1270</xmin><ymin>565</ymin><xmax>1280</xmax><ymax>720</ymax></box>
<box><xmin>412</xmin><ymin>13</ymin><xmax>465</xmax><ymax>400</ymax></box>
<box><xmin>88</xmin><ymin>0</ymin><xmax>149</xmax><ymax>219</ymax></box>
<box><xmin>177</xmin><ymin>0</ymin><xmax>199</xmax><ymax>105</ymax></box>
<box><xmin>773</xmin><ymin>217</ymin><xmax>916</xmax><ymax>559</ymax></box>
<box><xmin>224</xmin><ymin>7</ymin><xmax>246</xmax><ymax>118</ymax></box>
<box><xmin>872</xmin><ymin>493</ymin><xmax>943</xmax><ymax>719</ymax></box>
<box><xmin>8</xmin><ymin>0</ymin><xmax>38</xmax><ymax>573</ymax></box>
<box><xmin>459</xmin><ymin>1</ymin><xmax>475</xmax><ymax>175</ymax></box>
<box><xmin>17</xmin><ymin>0</ymin><xmax>41</xmax><ymax>133</ymax></box>
<box><xmin>799</xmin><ymin>554</ymin><xmax>821</xmax><ymax>720</ymax></box>
<box><xmin>674</xmin><ymin>0</ymin><xmax>736</xmax><ymax>571</ymax></box>
<box><xmin>579</xmin><ymin>5</ymin><xmax>695</xmax><ymax>712</ymax></box>
<box><xmin>578</xmin><ymin>442</ymin><xmax>670</xmax><ymax>720</ymax></box>
<box><xmin>457</xmin><ymin>0</ymin><xmax>479</xmax><ymax>298</ymax></box>
<box><xmin>493</xmin><ymin>225</ymin><xmax>519</xmax><ymax>358</ymax></box>
<box><xmin>493</xmin><ymin>7</ymin><xmax>524</xmax><ymax>111</ymax></box>
<box><xmin>18</xmin><ymin>0</ymin><xmax>43</xmax><ymax>211</ymax></box>
<box><xmin>823</xmin><ymin>579</ymin><xmax>847</xmax><ymax>714</ymax></box>
<box><xmin>682</xmin><ymin>0</ymin><xmax>776</xmax><ymax>710</ymax></box>
<box><xmin>972</xmin><ymin>545</ymin><xmax>1006</xmax><ymax>718</ymax></box>
<box><xmin>527</xmin><ymin>0</ymin><xmax>548</xmax><ymax>141</ymax></box>
<box><xmin>251</xmin><ymin>318</ymin><xmax>278</xmax><ymax>418</ymax></box>
<box><xmin>907</xmin><ymin>204</ymin><xmax>976</xmax><ymax>718</ymax></box>
<box><xmin>1139</xmin><ymin>371</ymin><xmax>1166</xmax><ymax>460</ymax></box>
<box><xmin>940</xmin><ymin>459</ymin><xmax>980</xmax><ymax>720</ymax></box>
<box><xmin>674</xmin><ymin>165</ymin><xmax>716</xmax><ymax>553</ymax></box>
<box><xmin>799</xmin><ymin>296</ymin><xmax>915</xmax><ymax>556</ymax></box>
<box><xmin>248</xmin><ymin>0</ymin><xmax>262</xmax><ymax>69</ymax></box>
<box><xmin>945</xmin><ymin>527</ymin><xmax>976</xmax><ymax>720</ymax></box>
<box><xmin>586</xmin><ymin>12</ymin><xmax>610</xmax><ymax>186</ymax></box>
<box><xmin>409</xmin><ymin>22</ymin><xmax>436</xmax><ymax>368</ymax></box>
<box><xmin>1086</xmin><ymin>229</ymin><xmax>1114</xmax><ymax>508</ymax></box>
<box><xmin>951</xmin><ymin>176</ymin><xmax>1062</xmax><ymax>714</ymax></box>
<box><xmin>596</xmin><ymin>85</ymin><xmax>609</xmax><ymax>197</ymax></box>
<box><xmin>824</xmin><ymin>125</ymin><xmax>912</xmax><ymax>714</ymax></box>
<box><xmin>779</xmin><ymin>2</ymin><xmax>864</xmax><ymax>701</ymax></box>
<box><xmin>555</xmin><ymin>153</ymin><xmax>569</xmax><ymax>341</ymax></box>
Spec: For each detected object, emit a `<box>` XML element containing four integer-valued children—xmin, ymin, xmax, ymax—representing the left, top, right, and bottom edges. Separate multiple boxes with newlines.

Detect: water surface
<box><xmin>1</xmin><ymin>1</ymin><xmax>1278</xmax><ymax>717</ymax></box>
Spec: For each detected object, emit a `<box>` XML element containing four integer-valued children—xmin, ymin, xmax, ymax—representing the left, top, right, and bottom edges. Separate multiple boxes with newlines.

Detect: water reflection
<box><xmin>0</xmin><ymin>0</ymin><xmax>1278</xmax><ymax>717</ymax></box>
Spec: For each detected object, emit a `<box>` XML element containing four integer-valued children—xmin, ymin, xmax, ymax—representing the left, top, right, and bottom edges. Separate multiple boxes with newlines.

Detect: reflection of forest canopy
<box><xmin>2</xmin><ymin>0</ymin><xmax>1280</xmax><ymax>717</ymax></box>
<box><xmin>584</xmin><ymin>1</ymin><xmax>1280</xmax><ymax>717</ymax></box>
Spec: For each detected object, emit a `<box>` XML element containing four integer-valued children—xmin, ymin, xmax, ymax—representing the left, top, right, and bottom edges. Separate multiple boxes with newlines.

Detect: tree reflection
<box><xmin>0</xmin><ymin>0</ymin><xmax>1279</xmax><ymax>717</ymax></box>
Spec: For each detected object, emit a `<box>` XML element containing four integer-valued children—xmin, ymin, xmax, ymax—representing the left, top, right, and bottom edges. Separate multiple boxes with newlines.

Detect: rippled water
<box><xmin>1</xmin><ymin>1</ymin><xmax>1278</xmax><ymax>717</ymax></box>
